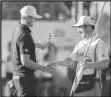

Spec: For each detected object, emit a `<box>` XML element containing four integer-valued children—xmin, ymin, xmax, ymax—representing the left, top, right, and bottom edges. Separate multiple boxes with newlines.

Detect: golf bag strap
<box><xmin>94</xmin><ymin>38</ymin><xmax>102</xmax><ymax>90</ymax></box>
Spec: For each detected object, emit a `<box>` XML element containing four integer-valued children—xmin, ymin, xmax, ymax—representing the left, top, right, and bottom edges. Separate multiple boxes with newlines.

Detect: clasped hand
<box><xmin>47</xmin><ymin>62</ymin><xmax>57</xmax><ymax>67</ymax></box>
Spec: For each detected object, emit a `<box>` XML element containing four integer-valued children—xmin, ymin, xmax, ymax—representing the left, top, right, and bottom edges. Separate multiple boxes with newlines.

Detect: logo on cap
<box><xmin>72</xmin><ymin>15</ymin><xmax>95</xmax><ymax>27</ymax></box>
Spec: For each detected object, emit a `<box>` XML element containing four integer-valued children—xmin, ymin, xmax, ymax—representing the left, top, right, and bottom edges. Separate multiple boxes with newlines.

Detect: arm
<box><xmin>20</xmin><ymin>34</ymin><xmax>55</xmax><ymax>73</ymax></box>
<box><xmin>49</xmin><ymin>45</ymin><xmax>78</xmax><ymax>70</ymax></box>
<box><xmin>35</xmin><ymin>43</ymin><xmax>43</xmax><ymax>49</ymax></box>
<box><xmin>50</xmin><ymin>57</ymin><xmax>77</xmax><ymax>69</ymax></box>
<box><xmin>85</xmin><ymin>59</ymin><xmax>109</xmax><ymax>69</ymax></box>
<box><xmin>21</xmin><ymin>54</ymin><xmax>56</xmax><ymax>73</ymax></box>
<box><xmin>85</xmin><ymin>40</ymin><xmax>109</xmax><ymax>69</ymax></box>
<box><xmin>21</xmin><ymin>54</ymin><xmax>46</xmax><ymax>70</ymax></box>
<box><xmin>35</xmin><ymin>42</ymin><xmax>48</xmax><ymax>50</ymax></box>
<box><xmin>35</xmin><ymin>43</ymin><xmax>44</xmax><ymax>49</ymax></box>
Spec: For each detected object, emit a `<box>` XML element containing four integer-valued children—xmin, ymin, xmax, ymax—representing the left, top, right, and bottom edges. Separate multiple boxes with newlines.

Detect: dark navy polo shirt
<box><xmin>11</xmin><ymin>22</ymin><xmax>36</xmax><ymax>76</ymax></box>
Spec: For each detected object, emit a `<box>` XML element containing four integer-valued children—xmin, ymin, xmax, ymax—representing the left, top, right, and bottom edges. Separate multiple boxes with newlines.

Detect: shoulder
<box><xmin>17</xmin><ymin>24</ymin><xmax>27</xmax><ymax>33</ymax></box>
<box><xmin>72</xmin><ymin>40</ymin><xmax>84</xmax><ymax>51</ymax></box>
<box><xmin>16</xmin><ymin>23</ymin><xmax>31</xmax><ymax>35</ymax></box>
<box><xmin>95</xmin><ymin>38</ymin><xmax>108</xmax><ymax>51</ymax></box>
<box><xmin>76</xmin><ymin>40</ymin><xmax>84</xmax><ymax>47</ymax></box>
<box><xmin>15</xmin><ymin>24</ymin><xmax>31</xmax><ymax>40</ymax></box>
<box><xmin>93</xmin><ymin>38</ymin><xmax>106</xmax><ymax>45</ymax></box>
<box><xmin>96</xmin><ymin>38</ymin><xmax>107</xmax><ymax>45</ymax></box>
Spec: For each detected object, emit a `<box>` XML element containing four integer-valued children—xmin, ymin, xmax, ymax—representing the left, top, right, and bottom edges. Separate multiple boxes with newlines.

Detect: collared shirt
<box><xmin>11</xmin><ymin>22</ymin><xmax>36</xmax><ymax>76</ymax></box>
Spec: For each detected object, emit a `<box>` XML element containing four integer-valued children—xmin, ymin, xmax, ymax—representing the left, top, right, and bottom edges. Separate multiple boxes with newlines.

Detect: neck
<box><xmin>84</xmin><ymin>31</ymin><xmax>93</xmax><ymax>40</ymax></box>
<box><xmin>21</xmin><ymin>20</ymin><xmax>30</xmax><ymax>28</ymax></box>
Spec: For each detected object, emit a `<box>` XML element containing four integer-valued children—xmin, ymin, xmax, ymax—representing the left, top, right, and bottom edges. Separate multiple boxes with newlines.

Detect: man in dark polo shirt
<box><xmin>11</xmin><ymin>5</ymin><xmax>55</xmax><ymax>96</ymax></box>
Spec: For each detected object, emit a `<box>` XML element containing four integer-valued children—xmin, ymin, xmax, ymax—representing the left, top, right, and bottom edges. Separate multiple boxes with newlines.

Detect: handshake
<box><xmin>47</xmin><ymin>61</ymin><xmax>59</xmax><ymax>67</ymax></box>
<box><xmin>41</xmin><ymin>61</ymin><xmax>59</xmax><ymax>75</ymax></box>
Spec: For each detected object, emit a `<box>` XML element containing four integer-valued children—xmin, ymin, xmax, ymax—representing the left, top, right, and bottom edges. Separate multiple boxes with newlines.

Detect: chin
<box><xmin>81</xmin><ymin>35</ymin><xmax>84</xmax><ymax>39</ymax></box>
<box><xmin>30</xmin><ymin>25</ymin><xmax>33</xmax><ymax>27</ymax></box>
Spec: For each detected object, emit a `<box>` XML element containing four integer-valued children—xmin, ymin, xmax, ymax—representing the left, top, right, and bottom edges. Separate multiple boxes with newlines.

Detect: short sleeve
<box><xmin>19</xmin><ymin>34</ymin><xmax>31</xmax><ymax>54</ymax></box>
<box><xmin>69</xmin><ymin>45</ymin><xmax>78</xmax><ymax>61</ymax></box>
<box><xmin>96</xmin><ymin>40</ymin><xmax>109</xmax><ymax>61</ymax></box>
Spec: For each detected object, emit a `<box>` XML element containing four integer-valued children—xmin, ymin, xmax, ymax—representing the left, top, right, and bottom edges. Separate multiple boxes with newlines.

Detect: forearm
<box><xmin>53</xmin><ymin>59</ymin><xmax>69</xmax><ymax>67</ymax></box>
<box><xmin>25</xmin><ymin>59</ymin><xmax>56</xmax><ymax>74</ymax></box>
<box><xmin>86</xmin><ymin>60</ymin><xmax>109</xmax><ymax>69</ymax></box>
<box><xmin>35</xmin><ymin>43</ymin><xmax>42</xmax><ymax>49</ymax></box>
<box><xmin>24</xmin><ymin>59</ymin><xmax>45</xmax><ymax>70</ymax></box>
<box><xmin>52</xmin><ymin>57</ymin><xmax>76</xmax><ymax>68</ymax></box>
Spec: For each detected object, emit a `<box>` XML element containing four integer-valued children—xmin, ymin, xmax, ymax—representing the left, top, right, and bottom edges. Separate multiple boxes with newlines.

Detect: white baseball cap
<box><xmin>72</xmin><ymin>16</ymin><xmax>95</xmax><ymax>27</ymax></box>
<box><xmin>20</xmin><ymin>5</ymin><xmax>42</xmax><ymax>19</ymax></box>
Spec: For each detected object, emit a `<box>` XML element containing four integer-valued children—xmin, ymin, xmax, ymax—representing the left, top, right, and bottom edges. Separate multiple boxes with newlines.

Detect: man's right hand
<box><xmin>40</xmin><ymin>66</ymin><xmax>57</xmax><ymax>75</ymax></box>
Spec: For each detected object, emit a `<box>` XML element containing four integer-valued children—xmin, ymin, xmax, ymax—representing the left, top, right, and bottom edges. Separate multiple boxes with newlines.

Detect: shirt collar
<box><xmin>83</xmin><ymin>33</ymin><xmax>99</xmax><ymax>43</ymax></box>
<box><xmin>19</xmin><ymin>22</ymin><xmax>31</xmax><ymax>33</ymax></box>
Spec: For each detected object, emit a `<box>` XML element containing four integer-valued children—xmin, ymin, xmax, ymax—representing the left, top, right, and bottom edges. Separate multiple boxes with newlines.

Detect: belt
<box><xmin>79</xmin><ymin>81</ymin><xmax>89</xmax><ymax>84</ymax></box>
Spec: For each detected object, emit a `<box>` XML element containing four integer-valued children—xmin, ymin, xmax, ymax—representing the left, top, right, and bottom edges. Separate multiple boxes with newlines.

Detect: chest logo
<box><xmin>78</xmin><ymin>52</ymin><xmax>84</xmax><ymax>58</ymax></box>
<box><xmin>77</xmin><ymin>52</ymin><xmax>92</xmax><ymax>62</ymax></box>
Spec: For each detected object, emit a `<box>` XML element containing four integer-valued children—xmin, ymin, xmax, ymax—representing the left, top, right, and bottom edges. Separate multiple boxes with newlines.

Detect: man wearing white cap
<box><xmin>11</xmin><ymin>5</ymin><xmax>56</xmax><ymax>96</ymax></box>
<box><xmin>48</xmin><ymin>15</ymin><xmax>109</xmax><ymax>96</ymax></box>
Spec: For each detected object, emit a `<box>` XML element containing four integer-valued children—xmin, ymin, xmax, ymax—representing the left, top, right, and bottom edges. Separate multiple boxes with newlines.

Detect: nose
<box><xmin>78</xmin><ymin>28</ymin><xmax>82</xmax><ymax>33</ymax></box>
<box><xmin>33</xmin><ymin>18</ymin><xmax>37</xmax><ymax>22</ymax></box>
<box><xmin>34</xmin><ymin>19</ymin><xmax>36</xmax><ymax>22</ymax></box>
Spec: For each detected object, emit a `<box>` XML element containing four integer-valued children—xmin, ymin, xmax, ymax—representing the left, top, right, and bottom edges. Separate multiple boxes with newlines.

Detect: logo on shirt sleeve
<box><xmin>24</xmin><ymin>49</ymin><xmax>28</xmax><ymax>52</ymax></box>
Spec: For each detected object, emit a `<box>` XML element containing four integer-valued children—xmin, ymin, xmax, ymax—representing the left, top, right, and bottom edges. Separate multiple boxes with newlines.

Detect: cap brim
<box><xmin>72</xmin><ymin>23</ymin><xmax>84</xmax><ymax>27</ymax></box>
<box><xmin>35</xmin><ymin>15</ymin><xmax>42</xmax><ymax>19</ymax></box>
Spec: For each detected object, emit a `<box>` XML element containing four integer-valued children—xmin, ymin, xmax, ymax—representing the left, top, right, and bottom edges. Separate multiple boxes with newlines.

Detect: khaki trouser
<box><xmin>72</xmin><ymin>82</ymin><xmax>101</xmax><ymax>97</ymax></box>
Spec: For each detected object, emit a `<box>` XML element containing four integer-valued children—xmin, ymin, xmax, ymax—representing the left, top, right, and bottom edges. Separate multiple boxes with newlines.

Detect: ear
<box><xmin>84</xmin><ymin>25</ymin><xmax>87</xmax><ymax>28</ymax></box>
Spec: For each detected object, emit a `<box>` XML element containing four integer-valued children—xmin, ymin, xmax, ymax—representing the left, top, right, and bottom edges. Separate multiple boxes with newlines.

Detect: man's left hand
<box><xmin>41</xmin><ymin>42</ymin><xmax>49</xmax><ymax>50</ymax></box>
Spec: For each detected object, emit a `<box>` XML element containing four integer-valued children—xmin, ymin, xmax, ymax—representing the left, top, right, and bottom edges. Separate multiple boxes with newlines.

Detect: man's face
<box><xmin>77</xmin><ymin>25</ymin><xmax>86</xmax><ymax>39</ymax></box>
<box><xmin>26</xmin><ymin>16</ymin><xmax>37</xmax><ymax>27</ymax></box>
<box><xmin>77</xmin><ymin>25</ymin><xmax>91</xmax><ymax>39</ymax></box>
